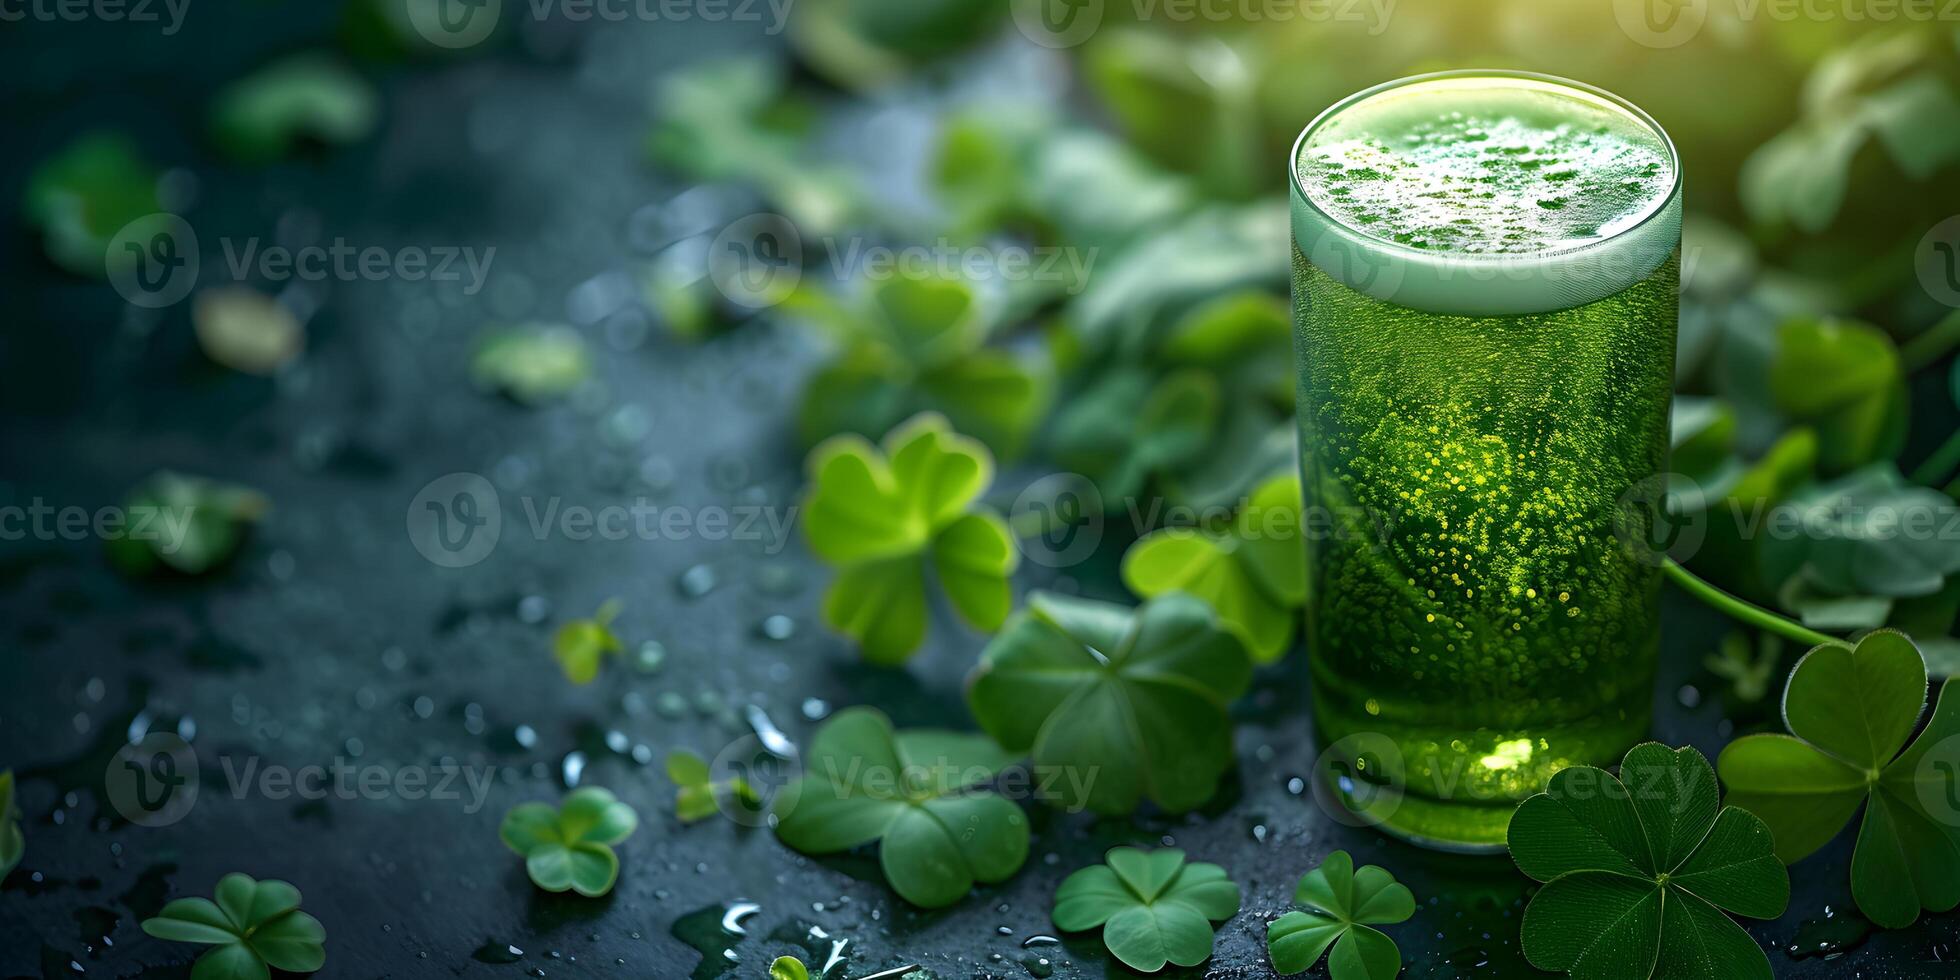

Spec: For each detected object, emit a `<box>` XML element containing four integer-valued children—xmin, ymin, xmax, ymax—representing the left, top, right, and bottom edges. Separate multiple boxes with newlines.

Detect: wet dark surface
<box><xmin>3</xmin><ymin>12</ymin><xmax>1959</xmax><ymax>980</ymax></box>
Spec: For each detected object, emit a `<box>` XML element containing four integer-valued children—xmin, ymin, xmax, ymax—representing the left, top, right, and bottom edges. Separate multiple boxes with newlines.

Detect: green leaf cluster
<box><xmin>664</xmin><ymin>750</ymin><xmax>759</xmax><ymax>823</ymax></box>
<box><xmin>789</xmin><ymin>273</ymin><xmax>1049</xmax><ymax>459</ymax></box>
<box><xmin>499</xmin><ymin>787</ymin><xmax>640</xmax><ymax>897</ymax></box>
<box><xmin>1719</xmin><ymin>630</ymin><xmax>1960</xmax><ymax>927</ymax></box>
<box><xmin>140</xmin><ymin>874</ymin><xmax>327</xmax><ymax>980</ymax></box>
<box><xmin>1267</xmin><ymin>851</ymin><xmax>1413</xmax><ymax>979</ymax></box>
<box><xmin>965</xmin><ymin>592</ymin><xmax>1250</xmax><ymax>815</ymax></box>
<box><xmin>802</xmin><ymin>413</ymin><xmax>1017</xmax><ymax>663</ymax></box>
<box><xmin>106</xmin><ymin>471</ymin><xmax>270</xmax><ymax>577</ymax></box>
<box><xmin>1767</xmin><ymin>318</ymin><xmax>1905</xmax><ymax>473</ymax></box>
<box><xmin>1760</xmin><ymin>466</ymin><xmax>1960</xmax><ymax>630</ymax></box>
<box><xmin>772</xmin><ymin>706</ymin><xmax>1028</xmax><ymax>908</ymax></box>
<box><xmin>210</xmin><ymin>55</ymin><xmax>378</xmax><ymax>164</ymax></box>
<box><xmin>552</xmin><ymin>599</ymin><xmax>624</xmax><ymax>685</ymax></box>
<box><xmin>1051</xmin><ymin>847</ymin><xmax>1241</xmax><ymax>972</ymax></box>
<box><xmin>1122</xmin><ymin>473</ymin><xmax>1305</xmax><ymax>662</ymax></box>
<box><xmin>1509</xmin><ymin>743</ymin><xmax>1789</xmax><ymax>980</ymax></box>
<box><xmin>22</xmin><ymin>132</ymin><xmax>161</xmax><ymax>278</ymax></box>
<box><xmin>787</xmin><ymin>0</ymin><xmax>1001</xmax><ymax>91</ymax></box>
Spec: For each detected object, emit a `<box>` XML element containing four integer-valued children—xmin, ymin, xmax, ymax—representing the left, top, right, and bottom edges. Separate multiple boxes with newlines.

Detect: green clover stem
<box><xmin>1908</xmin><ymin>427</ymin><xmax>1960</xmax><ymax>487</ymax></box>
<box><xmin>1662</xmin><ymin>558</ymin><xmax>1837</xmax><ymax>648</ymax></box>
<box><xmin>1900</xmin><ymin>309</ymin><xmax>1960</xmax><ymax>374</ymax></box>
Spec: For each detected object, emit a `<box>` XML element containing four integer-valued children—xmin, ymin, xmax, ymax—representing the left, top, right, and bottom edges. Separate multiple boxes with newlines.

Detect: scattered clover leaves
<box><xmin>772</xmin><ymin>707</ymin><xmax>1028</xmax><ymax>908</ymax></box>
<box><xmin>1051</xmin><ymin>847</ymin><xmax>1241</xmax><ymax>973</ymax></box>
<box><xmin>210</xmin><ymin>55</ymin><xmax>378</xmax><ymax>164</ymax></box>
<box><xmin>1122</xmin><ymin>473</ymin><xmax>1305</xmax><ymax>662</ymax></box>
<box><xmin>1267</xmin><ymin>851</ymin><xmax>1413</xmax><ymax>979</ymax></box>
<box><xmin>665</xmin><ymin>750</ymin><xmax>758</xmax><ymax>823</ymax></box>
<box><xmin>105</xmin><ymin>471</ymin><xmax>270</xmax><ymax>577</ymax></box>
<box><xmin>965</xmin><ymin>591</ymin><xmax>1251</xmax><ymax>815</ymax></box>
<box><xmin>22</xmin><ymin>132</ymin><xmax>160</xmax><ymax>277</ymax></box>
<box><xmin>500</xmin><ymin>787</ymin><xmax>639</xmax><ymax>897</ymax></box>
<box><xmin>140</xmin><ymin>873</ymin><xmax>327</xmax><ymax>980</ymax></box>
<box><xmin>788</xmin><ymin>273</ymin><xmax>1050</xmax><ymax>460</ymax></box>
<box><xmin>1759</xmin><ymin>465</ymin><xmax>1960</xmax><ymax>630</ymax></box>
<box><xmin>471</xmin><ymin>325</ymin><xmax>591</xmax><ymax>406</ymax></box>
<box><xmin>1718</xmin><ymin>630</ymin><xmax>1960</xmax><ymax>928</ymax></box>
<box><xmin>1510</xmin><ymin>743</ymin><xmax>1789</xmax><ymax>980</ymax></box>
<box><xmin>553</xmin><ymin>599</ymin><xmax>624</xmax><ymax>684</ymax></box>
<box><xmin>769</xmin><ymin>956</ymin><xmax>808</xmax><ymax>980</ymax></box>
<box><xmin>801</xmin><ymin>412</ymin><xmax>1017</xmax><ymax>663</ymax></box>
<box><xmin>0</xmin><ymin>769</ymin><xmax>21</xmax><ymax>879</ymax></box>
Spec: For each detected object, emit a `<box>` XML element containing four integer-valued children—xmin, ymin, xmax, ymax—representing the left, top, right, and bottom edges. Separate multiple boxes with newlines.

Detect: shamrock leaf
<box><xmin>769</xmin><ymin>956</ymin><xmax>809</xmax><ymax>980</ymax></box>
<box><xmin>665</xmin><ymin>750</ymin><xmax>759</xmax><ymax>824</ymax></box>
<box><xmin>1759</xmin><ymin>466</ymin><xmax>1960</xmax><ymax>629</ymax></box>
<box><xmin>1719</xmin><ymin>630</ymin><xmax>1960</xmax><ymax>928</ymax></box>
<box><xmin>553</xmin><ymin>600</ymin><xmax>623</xmax><ymax>685</ymax></box>
<box><xmin>772</xmin><ymin>707</ymin><xmax>1028</xmax><ymax>908</ymax></box>
<box><xmin>22</xmin><ymin>132</ymin><xmax>160</xmax><ymax>277</ymax></box>
<box><xmin>1052</xmin><ymin>847</ymin><xmax>1241</xmax><ymax>972</ymax></box>
<box><xmin>1268</xmin><ymin>851</ymin><xmax>1414</xmax><ymax>979</ymax></box>
<box><xmin>1</xmin><ymin>770</ymin><xmax>22</xmax><ymax>878</ymax></box>
<box><xmin>1510</xmin><ymin>743</ymin><xmax>1789</xmax><ymax>980</ymax></box>
<box><xmin>1768</xmin><ymin>319</ymin><xmax>1905</xmax><ymax>474</ymax></box>
<box><xmin>1048</xmin><ymin>365</ymin><xmax>1220</xmax><ymax>504</ymax></box>
<box><xmin>471</xmin><ymin>325</ymin><xmax>591</xmax><ymax>406</ymax></box>
<box><xmin>1122</xmin><ymin>474</ymin><xmax>1305</xmax><ymax>663</ymax></box>
<box><xmin>790</xmin><ymin>274</ymin><xmax>1050</xmax><ymax>459</ymax></box>
<box><xmin>1084</xmin><ymin>29</ymin><xmax>1264</xmax><ymax>200</ymax></box>
<box><xmin>965</xmin><ymin>592</ymin><xmax>1251</xmax><ymax>815</ymax></box>
<box><xmin>141</xmin><ymin>873</ymin><xmax>327</xmax><ymax>979</ymax></box>
<box><xmin>194</xmin><ymin>288</ymin><xmax>304</xmax><ymax>376</ymax></box>
<box><xmin>1705</xmin><ymin>632</ymin><xmax>1782</xmax><ymax>705</ymax></box>
<box><xmin>787</xmin><ymin>0</ymin><xmax>999</xmax><ymax>91</ymax></box>
<box><xmin>500</xmin><ymin>787</ymin><xmax>639</xmax><ymax>897</ymax></box>
<box><xmin>105</xmin><ymin>471</ymin><xmax>270</xmax><ymax>577</ymax></box>
<box><xmin>210</xmin><ymin>55</ymin><xmax>378</xmax><ymax>164</ymax></box>
<box><xmin>801</xmin><ymin>413</ymin><xmax>1017</xmax><ymax>664</ymax></box>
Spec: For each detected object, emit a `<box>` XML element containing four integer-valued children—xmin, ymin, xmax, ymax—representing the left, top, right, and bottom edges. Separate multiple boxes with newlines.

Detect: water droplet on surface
<box><xmin>678</xmin><ymin>565</ymin><xmax>717</xmax><ymax>598</ymax></box>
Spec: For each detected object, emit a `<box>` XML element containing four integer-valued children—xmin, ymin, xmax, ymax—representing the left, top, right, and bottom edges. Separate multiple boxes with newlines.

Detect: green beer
<box><xmin>1290</xmin><ymin>72</ymin><xmax>1680</xmax><ymax>850</ymax></box>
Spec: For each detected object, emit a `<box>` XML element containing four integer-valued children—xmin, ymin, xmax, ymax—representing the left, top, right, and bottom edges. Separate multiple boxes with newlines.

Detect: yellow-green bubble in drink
<box><xmin>1289</xmin><ymin>72</ymin><xmax>1681</xmax><ymax>851</ymax></box>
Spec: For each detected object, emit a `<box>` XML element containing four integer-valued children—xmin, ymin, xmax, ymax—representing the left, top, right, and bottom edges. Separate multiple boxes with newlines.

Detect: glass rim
<box><xmin>1288</xmin><ymin>69</ymin><xmax>1683</xmax><ymax>265</ymax></box>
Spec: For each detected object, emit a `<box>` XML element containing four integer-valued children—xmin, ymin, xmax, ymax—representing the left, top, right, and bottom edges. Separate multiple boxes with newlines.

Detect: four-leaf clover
<box><xmin>140</xmin><ymin>873</ymin><xmax>327</xmax><ymax>980</ymax></box>
<box><xmin>1051</xmin><ymin>847</ymin><xmax>1241</xmax><ymax>972</ymax></box>
<box><xmin>1267</xmin><ymin>851</ymin><xmax>1413</xmax><ymax>979</ymax></box>
<box><xmin>1509</xmin><ymin>743</ymin><xmax>1790</xmax><ymax>980</ymax></box>
<box><xmin>772</xmin><ymin>707</ymin><xmax>1028</xmax><ymax>908</ymax></box>
<box><xmin>802</xmin><ymin>412</ymin><xmax>1018</xmax><ymax>663</ymax></box>
<box><xmin>965</xmin><ymin>591</ymin><xmax>1251</xmax><ymax>814</ymax></box>
<box><xmin>1718</xmin><ymin>629</ymin><xmax>1960</xmax><ymax>928</ymax></box>
<box><xmin>499</xmin><ymin>787</ymin><xmax>640</xmax><ymax>897</ymax></box>
<box><xmin>1122</xmin><ymin>473</ymin><xmax>1306</xmax><ymax>662</ymax></box>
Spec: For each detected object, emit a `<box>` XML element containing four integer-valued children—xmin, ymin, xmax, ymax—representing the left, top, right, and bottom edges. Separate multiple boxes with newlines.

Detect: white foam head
<box><xmin>1290</xmin><ymin>71</ymin><xmax>1682</xmax><ymax>316</ymax></box>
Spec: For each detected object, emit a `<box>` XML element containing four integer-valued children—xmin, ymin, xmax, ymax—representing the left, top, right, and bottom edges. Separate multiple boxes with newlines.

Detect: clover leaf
<box><xmin>790</xmin><ymin>274</ymin><xmax>1049</xmax><ymax>459</ymax></box>
<box><xmin>1705</xmin><ymin>632</ymin><xmax>1782</xmax><ymax>705</ymax></box>
<box><xmin>801</xmin><ymin>412</ymin><xmax>1017</xmax><ymax>664</ymax></box>
<box><xmin>1052</xmin><ymin>847</ymin><xmax>1241</xmax><ymax>973</ymax></box>
<box><xmin>665</xmin><ymin>750</ymin><xmax>758</xmax><ymax>824</ymax></box>
<box><xmin>471</xmin><ymin>325</ymin><xmax>591</xmax><ymax>406</ymax></box>
<box><xmin>194</xmin><ymin>287</ymin><xmax>305</xmax><ymax>376</ymax></box>
<box><xmin>500</xmin><ymin>787</ymin><xmax>639</xmax><ymax>897</ymax></box>
<box><xmin>1048</xmin><ymin>365</ymin><xmax>1220</xmax><ymax>504</ymax></box>
<box><xmin>1718</xmin><ymin>630</ymin><xmax>1960</xmax><ymax>928</ymax></box>
<box><xmin>553</xmin><ymin>599</ymin><xmax>623</xmax><ymax>685</ymax></box>
<box><xmin>769</xmin><ymin>956</ymin><xmax>809</xmax><ymax>980</ymax></box>
<box><xmin>1768</xmin><ymin>319</ymin><xmax>1905</xmax><ymax>474</ymax></box>
<box><xmin>210</xmin><ymin>55</ymin><xmax>378</xmax><ymax>164</ymax></box>
<box><xmin>140</xmin><ymin>873</ymin><xmax>327</xmax><ymax>980</ymax></box>
<box><xmin>1122</xmin><ymin>474</ymin><xmax>1305</xmax><ymax>663</ymax></box>
<box><xmin>105</xmin><ymin>471</ymin><xmax>270</xmax><ymax>577</ymax></box>
<box><xmin>965</xmin><ymin>591</ymin><xmax>1251</xmax><ymax>815</ymax></box>
<box><xmin>1759</xmin><ymin>465</ymin><xmax>1960</xmax><ymax>630</ymax></box>
<box><xmin>0</xmin><ymin>770</ymin><xmax>22</xmax><ymax>878</ymax></box>
<box><xmin>1510</xmin><ymin>743</ymin><xmax>1789</xmax><ymax>980</ymax></box>
<box><xmin>1268</xmin><ymin>851</ymin><xmax>1414</xmax><ymax>979</ymax></box>
<box><xmin>22</xmin><ymin>132</ymin><xmax>160</xmax><ymax>277</ymax></box>
<box><xmin>772</xmin><ymin>706</ymin><xmax>1028</xmax><ymax>908</ymax></box>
